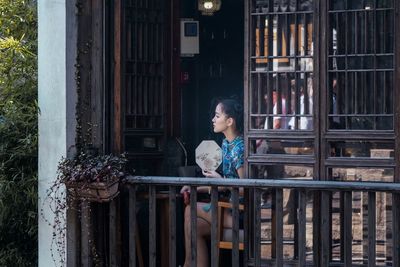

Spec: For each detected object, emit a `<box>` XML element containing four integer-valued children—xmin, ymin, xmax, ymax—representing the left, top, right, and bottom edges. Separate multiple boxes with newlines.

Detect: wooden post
<box><xmin>298</xmin><ymin>190</ymin><xmax>307</xmax><ymax>266</ymax></box>
<box><xmin>190</xmin><ymin>186</ymin><xmax>198</xmax><ymax>267</ymax></box>
<box><xmin>81</xmin><ymin>201</ymin><xmax>92</xmax><ymax>267</ymax></box>
<box><xmin>368</xmin><ymin>192</ymin><xmax>376</xmax><ymax>267</ymax></box>
<box><xmin>128</xmin><ymin>186</ymin><xmax>137</xmax><ymax>267</ymax></box>
<box><xmin>168</xmin><ymin>186</ymin><xmax>177</xmax><ymax>267</ymax></box>
<box><xmin>231</xmin><ymin>187</ymin><xmax>240</xmax><ymax>267</ymax></box>
<box><xmin>149</xmin><ymin>186</ymin><xmax>157</xmax><ymax>267</ymax></box>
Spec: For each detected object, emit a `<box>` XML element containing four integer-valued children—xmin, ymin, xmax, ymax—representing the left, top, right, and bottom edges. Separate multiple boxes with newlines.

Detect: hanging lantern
<box><xmin>198</xmin><ymin>0</ymin><xmax>221</xmax><ymax>16</ymax></box>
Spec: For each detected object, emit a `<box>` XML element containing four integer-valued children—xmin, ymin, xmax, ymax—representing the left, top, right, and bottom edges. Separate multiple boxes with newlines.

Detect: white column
<box><xmin>38</xmin><ymin>0</ymin><xmax>76</xmax><ymax>266</ymax></box>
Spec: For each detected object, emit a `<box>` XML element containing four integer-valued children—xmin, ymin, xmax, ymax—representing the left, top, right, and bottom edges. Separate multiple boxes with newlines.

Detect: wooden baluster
<box><xmin>343</xmin><ymin>191</ymin><xmax>352</xmax><ymax>266</ymax></box>
<box><xmin>368</xmin><ymin>192</ymin><xmax>376</xmax><ymax>267</ymax></box>
<box><xmin>190</xmin><ymin>186</ymin><xmax>198</xmax><ymax>267</ymax></box>
<box><xmin>254</xmin><ymin>188</ymin><xmax>261</xmax><ymax>267</ymax></box>
<box><xmin>211</xmin><ymin>186</ymin><xmax>219</xmax><ymax>267</ymax></box>
<box><xmin>232</xmin><ymin>187</ymin><xmax>240</xmax><ymax>267</ymax></box>
<box><xmin>149</xmin><ymin>186</ymin><xmax>156</xmax><ymax>267</ymax></box>
<box><xmin>168</xmin><ymin>186</ymin><xmax>177</xmax><ymax>267</ymax></box>
<box><xmin>298</xmin><ymin>190</ymin><xmax>307</xmax><ymax>266</ymax></box>
<box><xmin>128</xmin><ymin>186</ymin><xmax>138</xmax><ymax>267</ymax></box>
<box><xmin>275</xmin><ymin>188</ymin><xmax>283</xmax><ymax>266</ymax></box>
<box><xmin>81</xmin><ymin>201</ymin><xmax>91</xmax><ymax>267</ymax></box>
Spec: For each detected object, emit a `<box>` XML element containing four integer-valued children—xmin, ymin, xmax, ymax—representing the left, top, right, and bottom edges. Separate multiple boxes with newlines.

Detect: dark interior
<box><xmin>180</xmin><ymin>0</ymin><xmax>244</xmax><ymax>166</ymax></box>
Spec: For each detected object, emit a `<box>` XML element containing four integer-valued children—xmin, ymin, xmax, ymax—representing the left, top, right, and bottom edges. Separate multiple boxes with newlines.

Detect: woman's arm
<box><xmin>237</xmin><ymin>167</ymin><xmax>245</xmax><ymax>195</ymax></box>
<box><xmin>237</xmin><ymin>167</ymin><xmax>244</xmax><ymax>179</ymax></box>
<box><xmin>180</xmin><ymin>185</ymin><xmax>211</xmax><ymax>194</ymax></box>
<box><xmin>202</xmin><ymin>170</ymin><xmax>222</xmax><ymax>178</ymax></box>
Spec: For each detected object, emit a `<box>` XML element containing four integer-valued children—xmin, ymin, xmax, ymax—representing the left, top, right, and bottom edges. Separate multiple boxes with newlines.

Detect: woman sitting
<box><xmin>180</xmin><ymin>98</ymin><xmax>244</xmax><ymax>267</ymax></box>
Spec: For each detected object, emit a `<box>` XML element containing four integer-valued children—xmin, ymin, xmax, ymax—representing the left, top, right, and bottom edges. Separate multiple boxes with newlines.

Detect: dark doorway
<box><xmin>180</xmin><ymin>0</ymin><xmax>244</xmax><ymax>165</ymax></box>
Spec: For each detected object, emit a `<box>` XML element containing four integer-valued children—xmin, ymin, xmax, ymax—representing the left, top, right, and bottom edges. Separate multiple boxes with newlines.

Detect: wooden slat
<box><xmin>91</xmin><ymin>0</ymin><xmax>104</xmax><ymax>149</ymax></box>
<box><xmin>94</xmin><ymin>204</ymin><xmax>105</xmax><ymax>265</ymax></box>
<box><xmin>211</xmin><ymin>187</ymin><xmax>219</xmax><ymax>267</ymax></box>
<box><xmin>312</xmin><ymin>191</ymin><xmax>320</xmax><ymax>266</ymax></box>
<box><xmin>76</xmin><ymin>0</ymin><xmax>92</xmax><ymax>149</ymax></box>
<box><xmin>81</xmin><ymin>201</ymin><xmax>91</xmax><ymax>267</ymax></box>
<box><xmin>243</xmin><ymin>188</ymin><xmax>249</xmax><ymax>267</ymax></box>
<box><xmin>304</xmin><ymin>13</ymin><xmax>309</xmax><ymax>55</ymax></box>
<box><xmin>395</xmin><ymin>1</ymin><xmax>400</xmax><ymax>264</ymax></box>
<box><xmin>120</xmin><ymin>177</ymin><xmax>400</xmax><ymax>266</ymax></box>
<box><xmin>158</xmin><ymin>194</ymin><xmax>170</xmax><ymax>267</ymax></box>
<box><xmin>254</xmin><ymin>188</ymin><xmax>261</xmax><ymax>267</ymax></box>
<box><xmin>190</xmin><ymin>186</ymin><xmax>198</xmax><ymax>267</ymax></box>
<box><xmin>113</xmin><ymin>0</ymin><xmax>122</xmax><ymax>153</ymax></box>
<box><xmin>168</xmin><ymin>186</ymin><xmax>176</xmax><ymax>267</ymax></box>
<box><xmin>66</xmin><ymin>198</ymin><xmax>79</xmax><ymax>267</ymax></box>
<box><xmin>285</xmin><ymin>13</ymin><xmax>290</xmax><ymax>57</ymax></box>
<box><xmin>243</xmin><ymin>0</ymin><xmax>250</xmax><ymax>260</ymax></box>
<box><xmin>231</xmin><ymin>187</ymin><xmax>240</xmax><ymax>267</ymax></box>
<box><xmin>272</xmin><ymin>188</ymin><xmax>277</xmax><ymax>261</ymax></box>
<box><xmin>127</xmin><ymin>176</ymin><xmax>400</xmax><ymax>192</ymax></box>
<box><xmin>218</xmin><ymin>201</ymin><xmax>244</xmax><ymax>209</ymax></box>
<box><xmin>298</xmin><ymin>190</ymin><xmax>307</xmax><ymax>266</ymax></box>
<box><xmin>340</xmin><ymin>191</ymin><xmax>344</xmax><ymax>261</ymax></box>
<box><xmin>320</xmin><ymin>191</ymin><xmax>330</xmax><ymax>266</ymax></box>
<box><xmin>392</xmin><ymin>193</ymin><xmax>400</xmax><ymax>267</ymax></box>
<box><xmin>275</xmin><ymin>188</ymin><xmax>283</xmax><ymax>267</ymax></box>
<box><xmin>368</xmin><ymin>192</ymin><xmax>376</xmax><ymax>267</ymax></box>
<box><xmin>258</xmin><ymin>14</ymin><xmax>264</xmax><ymax>58</ymax></box>
<box><xmin>276</xmin><ymin>14</ymin><xmax>282</xmax><ymax>57</ymax></box>
<box><xmin>219</xmin><ymin>242</ymin><xmax>244</xmax><ymax>250</ymax></box>
<box><xmin>109</xmin><ymin>198</ymin><xmax>118</xmax><ymax>266</ymax></box>
<box><xmin>138</xmin><ymin>75</ymin><xmax>143</xmax><ymax>115</ymax></box>
<box><xmin>143</xmin><ymin>16</ymin><xmax>148</xmax><ymax>62</ymax></box>
<box><xmin>149</xmin><ymin>186</ymin><xmax>156</xmax><ymax>267</ymax></box>
<box><xmin>343</xmin><ymin>191</ymin><xmax>352</xmax><ymax>266</ymax></box>
<box><xmin>128</xmin><ymin>186</ymin><xmax>137</xmax><ymax>267</ymax></box>
<box><xmin>219</xmin><ymin>241</ymin><xmax>244</xmax><ymax>251</ymax></box>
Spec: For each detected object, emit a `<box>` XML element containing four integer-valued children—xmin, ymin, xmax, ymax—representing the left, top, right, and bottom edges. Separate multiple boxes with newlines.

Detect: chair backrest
<box><xmin>222</xmin><ymin>229</ymin><xmax>244</xmax><ymax>243</ymax></box>
<box><xmin>177</xmin><ymin>165</ymin><xmax>198</xmax><ymax>177</ymax></box>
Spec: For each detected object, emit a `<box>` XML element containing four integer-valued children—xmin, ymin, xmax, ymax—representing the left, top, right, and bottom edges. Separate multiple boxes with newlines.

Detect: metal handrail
<box><xmin>125</xmin><ymin>175</ymin><xmax>400</xmax><ymax>192</ymax></box>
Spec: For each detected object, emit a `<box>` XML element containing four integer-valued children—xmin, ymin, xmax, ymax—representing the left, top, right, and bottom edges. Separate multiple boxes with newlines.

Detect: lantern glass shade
<box><xmin>198</xmin><ymin>0</ymin><xmax>221</xmax><ymax>16</ymax></box>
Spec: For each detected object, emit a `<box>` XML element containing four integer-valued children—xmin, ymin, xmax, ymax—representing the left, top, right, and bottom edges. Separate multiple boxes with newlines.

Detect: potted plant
<box><xmin>57</xmin><ymin>151</ymin><xmax>128</xmax><ymax>202</ymax></box>
<box><xmin>41</xmin><ymin>151</ymin><xmax>128</xmax><ymax>266</ymax></box>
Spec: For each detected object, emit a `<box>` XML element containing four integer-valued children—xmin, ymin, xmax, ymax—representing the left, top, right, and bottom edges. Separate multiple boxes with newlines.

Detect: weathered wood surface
<box><xmin>126</xmin><ymin>176</ymin><xmax>400</xmax><ymax>192</ymax></box>
<box><xmin>190</xmin><ymin>187</ymin><xmax>197</xmax><ymax>267</ymax></box>
<box><xmin>210</xmin><ymin>187</ymin><xmax>218</xmax><ymax>267</ymax></box>
<box><xmin>67</xmin><ymin>176</ymin><xmax>399</xmax><ymax>266</ymax></box>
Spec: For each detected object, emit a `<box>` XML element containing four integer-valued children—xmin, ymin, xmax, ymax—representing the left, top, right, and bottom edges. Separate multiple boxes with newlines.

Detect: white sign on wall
<box><xmin>180</xmin><ymin>19</ymin><xmax>199</xmax><ymax>56</ymax></box>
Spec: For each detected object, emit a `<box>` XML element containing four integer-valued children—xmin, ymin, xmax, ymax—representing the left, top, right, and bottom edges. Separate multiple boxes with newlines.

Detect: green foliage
<box><xmin>0</xmin><ymin>0</ymin><xmax>38</xmax><ymax>266</ymax></box>
<box><xmin>41</xmin><ymin>152</ymin><xmax>127</xmax><ymax>266</ymax></box>
<box><xmin>58</xmin><ymin>152</ymin><xmax>128</xmax><ymax>184</ymax></box>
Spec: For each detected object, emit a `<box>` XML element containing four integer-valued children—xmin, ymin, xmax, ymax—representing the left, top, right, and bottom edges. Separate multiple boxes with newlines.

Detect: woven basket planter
<box><xmin>65</xmin><ymin>178</ymin><xmax>119</xmax><ymax>202</ymax></box>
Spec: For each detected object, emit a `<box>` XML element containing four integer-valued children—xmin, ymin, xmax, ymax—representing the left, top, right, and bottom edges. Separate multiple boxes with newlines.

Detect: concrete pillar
<box><xmin>38</xmin><ymin>0</ymin><xmax>77</xmax><ymax>265</ymax></box>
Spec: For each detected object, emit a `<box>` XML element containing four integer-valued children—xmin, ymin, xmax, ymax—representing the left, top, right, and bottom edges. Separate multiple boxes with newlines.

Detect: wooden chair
<box><xmin>217</xmin><ymin>200</ymin><xmax>244</xmax><ymax>264</ymax></box>
<box><xmin>177</xmin><ymin>165</ymin><xmax>199</xmax><ymax>178</ymax></box>
<box><xmin>178</xmin><ymin>166</ymin><xmax>245</xmax><ymax>263</ymax></box>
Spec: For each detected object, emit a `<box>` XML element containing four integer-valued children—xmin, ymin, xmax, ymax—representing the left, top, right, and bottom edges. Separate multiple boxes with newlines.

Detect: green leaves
<box><xmin>0</xmin><ymin>0</ymin><xmax>37</xmax><ymax>266</ymax></box>
<box><xmin>58</xmin><ymin>152</ymin><xmax>128</xmax><ymax>184</ymax></box>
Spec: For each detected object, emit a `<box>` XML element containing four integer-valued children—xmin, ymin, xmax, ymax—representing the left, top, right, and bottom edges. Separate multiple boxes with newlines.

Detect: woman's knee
<box><xmin>184</xmin><ymin>205</ymin><xmax>199</xmax><ymax>222</ymax></box>
<box><xmin>197</xmin><ymin>218</ymin><xmax>211</xmax><ymax>236</ymax></box>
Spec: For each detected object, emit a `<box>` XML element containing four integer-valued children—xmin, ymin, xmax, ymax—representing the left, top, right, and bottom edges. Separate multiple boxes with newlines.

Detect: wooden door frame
<box><xmin>112</xmin><ymin>0</ymin><xmax>181</xmax><ymax>155</ymax></box>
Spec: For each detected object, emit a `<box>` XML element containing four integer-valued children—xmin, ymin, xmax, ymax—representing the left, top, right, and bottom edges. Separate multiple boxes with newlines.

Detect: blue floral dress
<box><xmin>202</xmin><ymin>136</ymin><xmax>244</xmax><ymax>212</ymax></box>
<box><xmin>222</xmin><ymin>136</ymin><xmax>244</xmax><ymax>178</ymax></box>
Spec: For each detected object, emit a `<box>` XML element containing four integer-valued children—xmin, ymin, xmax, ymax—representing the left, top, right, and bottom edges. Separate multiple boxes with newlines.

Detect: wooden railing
<box><xmin>68</xmin><ymin>176</ymin><xmax>400</xmax><ymax>267</ymax></box>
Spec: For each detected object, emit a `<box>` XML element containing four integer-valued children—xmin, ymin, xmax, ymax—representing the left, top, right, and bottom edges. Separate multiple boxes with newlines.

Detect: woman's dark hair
<box><xmin>216</xmin><ymin>97</ymin><xmax>244</xmax><ymax>134</ymax></box>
